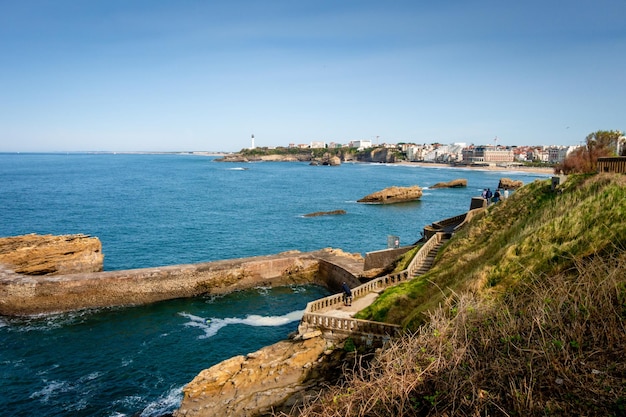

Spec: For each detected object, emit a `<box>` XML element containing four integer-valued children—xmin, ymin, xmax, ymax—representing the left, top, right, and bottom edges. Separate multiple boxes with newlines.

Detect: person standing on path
<box><xmin>342</xmin><ymin>282</ymin><xmax>353</xmax><ymax>306</ymax></box>
<box><xmin>485</xmin><ymin>188</ymin><xmax>493</xmax><ymax>204</ymax></box>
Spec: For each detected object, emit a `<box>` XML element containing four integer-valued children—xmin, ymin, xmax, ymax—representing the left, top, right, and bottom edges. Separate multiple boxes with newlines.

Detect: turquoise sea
<box><xmin>0</xmin><ymin>153</ymin><xmax>550</xmax><ymax>416</ymax></box>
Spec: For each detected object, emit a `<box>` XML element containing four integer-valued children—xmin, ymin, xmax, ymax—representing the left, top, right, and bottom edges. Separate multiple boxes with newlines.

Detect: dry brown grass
<box><xmin>283</xmin><ymin>250</ymin><xmax>626</xmax><ymax>417</ymax></box>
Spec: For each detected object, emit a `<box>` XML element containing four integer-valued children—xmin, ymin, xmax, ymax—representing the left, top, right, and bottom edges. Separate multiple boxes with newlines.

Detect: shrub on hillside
<box><xmin>287</xmin><ymin>253</ymin><xmax>626</xmax><ymax>417</ymax></box>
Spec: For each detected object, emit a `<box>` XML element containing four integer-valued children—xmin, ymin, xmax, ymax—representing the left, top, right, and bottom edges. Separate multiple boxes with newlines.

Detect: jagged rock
<box><xmin>327</xmin><ymin>156</ymin><xmax>341</xmax><ymax>166</ymax></box>
<box><xmin>176</xmin><ymin>336</ymin><xmax>328</xmax><ymax>417</ymax></box>
<box><xmin>215</xmin><ymin>154</ymin><xmax>250</xmax><ymax>162</ymax></box>
<box><xmin>311</xmin><ymin>154</ymin><xmax>342</xmax><ymax>166</ymax></box>
<box><xmin>357</xmin><ymin>185</ymin><xmax>423</xmax><ymax>204</ymax></box>
<box><xmin>303</xmin><ymin>210</ymin><xmax>346</xmax><ymax>217</ymax></box>
<box><xmin>357</xmin><ymin>147</ymin><xmax>398</xmax><ymax>163</ymax></box>
<box><xmin>498</xmin><ymin>178</ymin><xmax>524</xmax><ymax>190</ymax></box>
<box><xmin>302</xmin><ymin>330</ymin><xmax>323</xmax><ymax>340</ymax></box>
<box><xmin>430</xmin><ymin>179</ymin><xmax>467</xmax><ymax>189</ymax></box>
<box><xmin>0</xmin><ymin>234</ymin><xmax>103</xmax><ymax>275</ymax></box>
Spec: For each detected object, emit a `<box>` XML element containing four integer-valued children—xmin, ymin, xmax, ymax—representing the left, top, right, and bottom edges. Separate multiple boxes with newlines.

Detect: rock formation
<box><xmin>430</xmin><ymin>179</ymin><xmax>467</xmax><ymax>189</ymax></box>
<box><xmin>0</xmin><ymin>234</ymin><xmax>103</xmax><ymax>275</ymax></box>
<box><xmin>216</xmin><ymin>154</ymin><xmax>313</xmax><ymax>163</ymax></box>
<box><xmin>175</xmin><ymin>334</ymin><xmax>351</xmax><ymax>417</ymax></box>
<box><xmin>303</xmin><ymin>210</ymin><xmax>346</xmax><ymax>217</ymax></box>
<box><xmin>0</xmin><ymin>244</ymin><xmax>365</xmax><ymax>316</ymax></box>
<box><xmin>357</xmin><ymin>185</ymin><xmax>423</xmax><ymax>204</ymax></box>
<box><xmin>327</xmin><ymin>155</ymin><xmax>341</xmax><ymax>166</ymax></box>
<box><xmin>356</xmin><ymin>147</ymin><xmax>398</xmax><ymax>163</ymax></box>
<box><xmin>498</xmin><ymin>177</ymin><xmax>524</xmax><ymax>190</ymax></box>
<box><xmin>309</xmin><ymin>154</ymin><xmax>341</xmax><ymax>166</ymax></box>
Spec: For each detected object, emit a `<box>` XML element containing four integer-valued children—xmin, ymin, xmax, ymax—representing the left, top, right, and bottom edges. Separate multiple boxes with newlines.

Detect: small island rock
<box><xmin>357</xmin><ymin>185</ymin><xmax>423</xmax><ymax>204</ymax></box>
<box><xmin>430</xmin><ymin>179</ymin><xmax>467</xmax><ymax>189</ymax></box>
<box><xmin>303</xmin><ymin>210</ymin><xmax>347</xmax><ymax>217</ymax></box>
<box><xmin>498</xmin><ymin>178</ymin><xmax>524</xmax><ymax>190</ymax></box>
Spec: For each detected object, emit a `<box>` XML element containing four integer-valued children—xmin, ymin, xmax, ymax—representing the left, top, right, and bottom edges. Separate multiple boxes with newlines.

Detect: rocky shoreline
<box><xmin>0</xmin><ymin>234</ymin><xmax>368</xmax><ymax>316</ymax></box>
<box><xmin>213</xmin><ymin>151</ymin><xmax>556</xmax><ymax>176</ymax></box>
<box><xmin>0</xmin><ymin>233</ymin><xmax>386</xmax><ymax>416</ymax></box>
<box><xmin>176</xmin><ymin>334</ymin><xmax>355</xmax><ymax>417</ymax></box>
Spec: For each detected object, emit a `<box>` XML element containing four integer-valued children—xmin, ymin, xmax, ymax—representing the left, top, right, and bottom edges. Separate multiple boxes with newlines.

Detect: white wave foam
<box><xmin>79</xmin><ymin>371</ymin><xmax>103</xmax><ymax>382</ymax></box>
<box><xmin>179</xmin><ymin>310</ymin><xmax>304</xmax><ymax>339</ymax></box>
<box><xmin>140</xmin><ymin>386</ymin><xmax>183</xmax><ymax>417</ymax></box>
<box><xmin>255</xmin><ymin>286</ymin><xmax>270</xmax><ymax>295</ymax></box>
<box><xmin>289</xmin><ymin>285</ymin><xmax>308</xmax><ymax>294</ymax></box>
<box><xmin>30</xmin><ymin>379</ymin><xmax>70</xmax><ymax>402</ymax></box>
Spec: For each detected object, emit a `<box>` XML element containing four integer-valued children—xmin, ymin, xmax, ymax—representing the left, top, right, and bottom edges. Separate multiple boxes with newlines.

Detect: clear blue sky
<box><xmin>1</xmin><ymin>0</ymin><xmax>624</xmax><ymax>152</ymax></box>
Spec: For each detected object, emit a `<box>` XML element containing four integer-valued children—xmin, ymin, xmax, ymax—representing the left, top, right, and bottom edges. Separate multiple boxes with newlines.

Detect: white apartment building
<box><xmin>547</xmin><ymin>145</ymin><xmax>578</xmax><ymax>163</ymax></box>
<box><xmin>348</xmin><ymin>140</ymin><xmax>373</xmax><ymax>150</ymax></box>
<box><xmin>462</xmin><ymin>146</ymin><xmax>514</xmax><ymax>164</ymax></box>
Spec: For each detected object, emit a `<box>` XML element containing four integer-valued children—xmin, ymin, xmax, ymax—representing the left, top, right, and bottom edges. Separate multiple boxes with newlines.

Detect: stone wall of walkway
<box><xmin>299</xmin><ymin>232</ymin><xmax>446</xmax><ymax>341</ymax></box>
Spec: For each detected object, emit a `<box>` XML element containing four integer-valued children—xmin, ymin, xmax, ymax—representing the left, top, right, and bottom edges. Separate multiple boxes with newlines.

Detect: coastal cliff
<box><xmin>175</xmin><ymin>333</ymin><xmax>352</xmax><ymax>417</ymax></box>
<box><xmin>215</xmin><ymin>146</ymin><xmax>400</xmax><ymax>165</ymax></box>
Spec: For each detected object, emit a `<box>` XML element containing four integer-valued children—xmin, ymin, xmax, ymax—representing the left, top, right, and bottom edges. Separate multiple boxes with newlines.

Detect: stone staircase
<box><xmin>412</xmin><ymin>236</ymin><xmax>448</xmax><ymax>276</ymax></box>
<box><xmin>300</xmin><ymin>232</ymin><xmax>448</xmax><ymax>342</ymax></box>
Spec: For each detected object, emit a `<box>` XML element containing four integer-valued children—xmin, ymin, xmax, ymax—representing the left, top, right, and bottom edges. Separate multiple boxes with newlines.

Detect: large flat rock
<box><xmin>0</xmin><ymin>234</ymin><xmax>103</xmax><ymax>275</ymax></box>
<box><xmin>357</xmin><ymin>185</ymin><xmax>423</xmax><ymax>204</ymax></box>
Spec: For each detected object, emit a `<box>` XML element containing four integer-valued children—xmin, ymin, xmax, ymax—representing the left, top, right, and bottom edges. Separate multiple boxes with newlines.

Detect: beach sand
<box><xmin>397</xmin><ymin>161</ymin><xmax>555</xmax><ymax>176</ymax></box>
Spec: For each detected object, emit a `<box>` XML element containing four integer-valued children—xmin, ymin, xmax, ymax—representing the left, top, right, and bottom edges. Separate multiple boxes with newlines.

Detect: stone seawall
<box><xmin>363</xmin><ymin>245</ymin><xmax>415</xmax><ymax>271</ymax></box>
<box><xmin>0</xmin><ymin>249</ymin><xmax>363</xmax><ymax>316</ymax></box>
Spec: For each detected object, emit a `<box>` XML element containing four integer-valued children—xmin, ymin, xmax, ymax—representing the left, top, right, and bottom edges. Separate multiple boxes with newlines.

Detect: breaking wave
<box><xmin>179</xmin><ymin>310</ymin><xmax>304</xmax><ymax>339</ymax></box>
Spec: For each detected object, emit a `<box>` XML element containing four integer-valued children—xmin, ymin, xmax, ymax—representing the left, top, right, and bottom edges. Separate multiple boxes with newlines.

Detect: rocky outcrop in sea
<box><xmin>430</xmin><ymin>178</ymin><xmax>467</xmax><ymax>189</ymax></box>
<box><xmin>357</xmin><ymin>185</ymin><xmax>423</xmax><ymax>204</ymax></box>
<box><xmin>302</xmin><ymin>210</ymin><xmax>346</xmax><ymax>217</ymax></box>
<box><xmin>498</xmin><ymin>177</ymin><xmax>524</xmax><ymax>189</ymax></box>
<box><xmin>0</xmin><ymin>233</ymin><xmax>103</xmax><ymax>275</ymax></box>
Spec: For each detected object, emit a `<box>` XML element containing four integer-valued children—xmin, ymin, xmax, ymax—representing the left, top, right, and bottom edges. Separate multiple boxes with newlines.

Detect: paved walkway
<box><xmin>323</xmin><ymin>291</ymin><xmax>381</xmax><ymax>318</ymax></box>
<box><xmin>318</xmin><ymin>235</ymin><xmax>451</xmax><ymax>320</ymax></box>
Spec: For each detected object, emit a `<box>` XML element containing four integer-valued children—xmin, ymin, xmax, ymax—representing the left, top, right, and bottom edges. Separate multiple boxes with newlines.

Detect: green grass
<box><xmin>358</xmin><ymin>173</ymin><xmax>626</xmax><ymax>330</ymax></box>
<box><xmin>293</xmin><ymin>172</ymin><xmax>626</xmax><ymax>417</ymax></box>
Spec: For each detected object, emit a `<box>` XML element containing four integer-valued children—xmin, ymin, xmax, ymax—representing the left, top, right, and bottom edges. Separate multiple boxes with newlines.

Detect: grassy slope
<box><xmin>357</xmin><ymin>173</ymin><xmax>626</xmax><ymax>329</ymax></box>
<box><xmin>295</xmin><ymin>173</ymin><xmax>626</xmax><ymax>417</ymax></box>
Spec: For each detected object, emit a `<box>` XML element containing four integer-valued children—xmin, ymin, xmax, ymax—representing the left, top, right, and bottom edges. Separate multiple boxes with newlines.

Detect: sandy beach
<box><xmin>397</xmin><ymin>161</ymin><xmax>556</xmax><ymax>176</ymax></box>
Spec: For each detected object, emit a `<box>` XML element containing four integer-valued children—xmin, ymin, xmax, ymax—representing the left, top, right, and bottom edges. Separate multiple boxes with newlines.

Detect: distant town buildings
<box><xmin>462</xmin><ymin>146</ymin><xmax>514</xmax><ymax>164</ymax></box>
<box><xmin>348</xmin><ymin>140</ymin><xmax>373</xmax><ymax>150</ymax></box>
<box><xmin>272</xmin><ymin>138</ymin><xmax>589</xmax><ymax>166</ymax></box>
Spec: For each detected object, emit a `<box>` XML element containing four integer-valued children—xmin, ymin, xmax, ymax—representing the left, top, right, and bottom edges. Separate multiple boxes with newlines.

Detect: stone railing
<box><xmin>300</xmin><ymin>232</ymin><xmax>446</xmax><ymax>339</ymax></box>
<box><xmin>423</xmin><ymin>207</ymin><xmax>485</xmax><ymax>239</ymax></box>
<box><xmin>304</xmin><ymin>268</ymin><xmax>410</xmax><ymax>315</ymax></box>
<box><xmin>452</xmin><ymin>207</ymin><xmax>484</xmax><ymax>232</ymax></box>
<box><xmin>300</xmin><ymin>313</ymin><xmax>401</xmax><ymax>338</ymax></box>
<box><xmin>406</xmin><ymin>232</ymin><xmax>444</xmax><ymax>276</ymax></box>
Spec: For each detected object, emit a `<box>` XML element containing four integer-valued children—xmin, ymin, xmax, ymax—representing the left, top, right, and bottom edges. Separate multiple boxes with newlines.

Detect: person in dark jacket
<box><xmin>341</xmin><ymin>282</ymin><xmax>353</xmax><ymax>306</ymax></box>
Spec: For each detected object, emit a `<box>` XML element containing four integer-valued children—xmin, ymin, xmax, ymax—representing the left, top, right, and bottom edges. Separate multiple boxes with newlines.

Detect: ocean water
<box><xmin>0</xmin><ymin>153</ymin><xmax>550</xmax><ymax>416</ymax></box>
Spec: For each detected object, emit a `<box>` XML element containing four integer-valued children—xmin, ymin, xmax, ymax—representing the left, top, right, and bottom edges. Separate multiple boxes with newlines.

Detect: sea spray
<box><xmin>179</xmin><ymin>310</ymin><xmax>305</xmax><ymax>339</ymax></box>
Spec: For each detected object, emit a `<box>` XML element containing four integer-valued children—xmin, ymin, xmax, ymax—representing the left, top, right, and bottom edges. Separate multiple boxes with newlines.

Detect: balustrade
<box><xmin>301</xmin><ymin>209</ymin><xmax>482</xmax><ymax>338</ymax></box>
<box><xmin>301</xmin><ymin>231</ymin><xmax>449</xmax><ymax>338</ymax></box>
